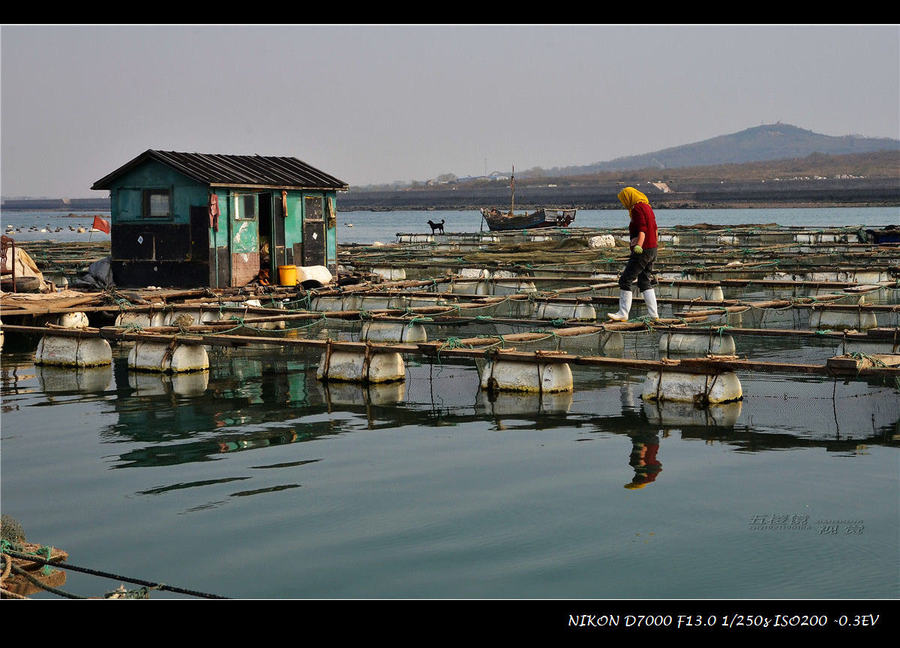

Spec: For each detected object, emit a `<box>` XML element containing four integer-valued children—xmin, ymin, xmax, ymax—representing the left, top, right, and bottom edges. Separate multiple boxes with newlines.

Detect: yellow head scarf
<box><xmin>617</xmin><ymin>187</ymin><xmax>649</xmax><ymax>215</ymax></box>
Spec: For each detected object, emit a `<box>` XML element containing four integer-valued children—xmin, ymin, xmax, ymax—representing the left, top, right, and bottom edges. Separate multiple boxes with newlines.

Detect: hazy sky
<box><xmin>2</xmin><ymin>24</ymin><xmax>898</xmax><ymax>197</ymax></box>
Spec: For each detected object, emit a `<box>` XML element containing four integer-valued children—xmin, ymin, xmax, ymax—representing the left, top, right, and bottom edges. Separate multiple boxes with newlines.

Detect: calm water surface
<box><xmin>1</xmin><ymin>206</ymin><xmax>898</xmax><ymax>600</ymax></box>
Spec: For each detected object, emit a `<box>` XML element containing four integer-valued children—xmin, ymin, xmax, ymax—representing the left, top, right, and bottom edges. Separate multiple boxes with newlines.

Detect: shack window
<box><xmin>142</xmin><ymin>189</ymin><xmax>171</xmax><ymax>218</ymax></box>
<box><xmin>235</xmin><ymin>193</ymin><xmax>258</xmax><ymax>220</ymax></box>
<box><xmin>304</xmin><ymin>195</ymin><xmax>323</xmax><ymax>220</ymax></box>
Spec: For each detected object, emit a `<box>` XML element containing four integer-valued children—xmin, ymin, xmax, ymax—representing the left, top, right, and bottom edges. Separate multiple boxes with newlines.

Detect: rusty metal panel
<box><xmin>230</xmin><ymin>252</ymin><xmax>260</xmax><ymax>287</ymax></box>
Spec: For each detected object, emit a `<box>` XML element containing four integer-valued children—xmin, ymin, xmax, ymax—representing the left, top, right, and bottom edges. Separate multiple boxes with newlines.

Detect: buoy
<box><xmin>534</xmin><ymin>302</ymin><xmax>596</xmax><ymax>322</ymax></box>
<box><xmin>480</xmin><ymin>359</ymin><xmax>573</xmax><ymax>393</ymax></box>
<box><xmin>660</xmin><ymin>332</ymin><xmax>736</xmax><ymax>355</ymax></box>
<box><xmin>317</xmin><ymin>349</ymin><xmax>406</xmax><ymax>383</ymax></box>
<box><xmin>659</xmin><ymin>285</ymin><xmax>725</xmax><ymax>301</ymax></box>
<box><xmin>35</xmin><ymin>335</ymin><xmax>112</xmax><ymax>367</ymax></box>
<box><xmin>163</xmin><ymin>309</ymin><xmax>219</xmax><ymax>327</ymax></box>
<box><xmin>810</xmin><ymin>309</ymin><xmax>877</xmax><ymax>330</ymax></box>
<box><xmin>372</xmin><ymin>267</ymin><xmax>406</xmax><ymax>281</ymax></box>
<box><xmin>115</xmin><ymin>311</ymin><xmax>168</xmax><ymax>329</ymax></box>
<box><xmin>360</xmin><ymin>321</ymin><xmax>427</xmax><ymax>343</ymax></box>
<box><xmin>128</xmin><ymin>340</ymin><xmax>209</xmax><ymax>373</ymax></box>
<box><xmin>641</xmin><ymin>370</ymin><xmax>742</xmax><ymax>405</ymax></box>
<box><xmin>56</xmin><ymin>312</ymin><xmax>90</xmax><ymax>329</ymax></box>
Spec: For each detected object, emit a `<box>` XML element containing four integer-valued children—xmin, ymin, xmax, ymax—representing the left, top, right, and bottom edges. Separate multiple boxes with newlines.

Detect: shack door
<box><xmin>190</xmin><ymin>206</ymin><xmax>208</xmax><ymax>261</ymax></box>
<box><xmin>302</xmin><ymin>195</ymin><xmax>326</xmax><ymax>267</ymax></box>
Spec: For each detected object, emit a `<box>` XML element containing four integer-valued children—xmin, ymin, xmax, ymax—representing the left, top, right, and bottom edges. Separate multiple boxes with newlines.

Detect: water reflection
<box><xmin>625</xmin><ymin>431</ymin><xmax>663</xmax><ymax>489</ymax></box>
<box><xmin>3</xmin><ymin>346</ymin><xmax>897</xmax><ymax>481</ymax></box>
<box><xmin>37</xmin><ymin>365</ymin><xmax>112</xmax><ymax>393</ymax></box>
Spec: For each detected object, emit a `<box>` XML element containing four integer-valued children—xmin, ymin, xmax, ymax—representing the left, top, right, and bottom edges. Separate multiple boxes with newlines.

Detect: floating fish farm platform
<box><xmin>2</xmin><ymin>223</ymin><xmax>898</xmax><ymax>428</ymax></box>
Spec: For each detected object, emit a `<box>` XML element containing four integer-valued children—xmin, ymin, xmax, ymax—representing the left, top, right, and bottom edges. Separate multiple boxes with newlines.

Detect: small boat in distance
<box><xmin>480</xmin><ymin>207</ymin><xmax>576</xmax><ymax>231</ymax></box>
<box><xmin>479</xmin><ymin>165</ymin><xmax>576</xmax><ymax>231</ymax></box>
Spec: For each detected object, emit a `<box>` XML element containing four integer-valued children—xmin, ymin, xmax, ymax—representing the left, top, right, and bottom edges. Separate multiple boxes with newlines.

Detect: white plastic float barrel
<box><xmin>809</xmin><ymin>309</ymin><xmax>877</xmax><ymax>331</ymax></box>
<box><xmin>360</xmin><ymin>321</ymin><xmax>427</xmax><ymax>343</ymax></box>
<box><xmin>115</xmin><ymin>311</ymin><xmax>168</xmax><ymax>329</ymax></box>
<box><xmin>56</xmin><ymin>312</ymin><xmax>90</xmax><ymax>328</ymax></box>
<box><xmin>659</xmin><ymin>332</ymin><xmax>737</xmax><ymax>355</ymax></box>
<box><xmin>372</xmin><ymin>267</ymin><xmax>406</xmax><ymax>281</ymax></box>
<box><xmin>534</xmin><ymin>302</ymin><xmax>597</xmax><ymax>322</ymax></box>
<box><xmin>641</xmin><ymin>370</ymin><xmax>742</xmax><ymax>405</ymax></box>
<box><xmin>316</xmin><ymin>349</ymin><xmax>406</xmax><ymax>383</ymax></box>
<box><xmin>480</xmin><ymin>359</ymin><xmax>573</xmax><ymax>393</ymax></box>
<box><xmin>127</xmin><ymin>341</ymin><xmax>209</xmax><ymax>373</ymax></box>
<box><xmin>35</xmin><ymin>335</ymin><xmax>112</xmax><ymax>367</ymax></box>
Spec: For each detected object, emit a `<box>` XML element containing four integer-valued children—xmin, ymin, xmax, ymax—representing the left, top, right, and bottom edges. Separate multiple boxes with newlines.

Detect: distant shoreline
<box><xmin>4</xmin><ymin>178</ymin><xmax>899</xmax><ymax>213</ymax></box>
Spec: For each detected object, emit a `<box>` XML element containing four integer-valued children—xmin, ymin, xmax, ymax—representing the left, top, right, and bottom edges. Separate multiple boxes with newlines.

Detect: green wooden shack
<box><xmin>91</xmin><ymin>149</ymin><xmax>348</xmax><ymax>288</ymax></box>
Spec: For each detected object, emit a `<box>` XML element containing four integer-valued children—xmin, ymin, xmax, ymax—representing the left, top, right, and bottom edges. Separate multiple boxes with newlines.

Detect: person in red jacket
<box><xmin>608</xmin><ymin>187</ymin><xmax>660</xmax><ymax>321</ymax></box>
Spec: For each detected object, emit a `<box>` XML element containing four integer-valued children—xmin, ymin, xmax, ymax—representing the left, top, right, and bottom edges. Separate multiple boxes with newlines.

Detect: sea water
<box><xmin>0</xmin><ymin>206</ymin><xmax>898</xmax><ymax>600</ymax></box>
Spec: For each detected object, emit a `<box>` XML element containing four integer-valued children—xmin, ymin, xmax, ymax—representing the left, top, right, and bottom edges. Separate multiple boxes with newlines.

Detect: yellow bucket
<box><xmin>278</xmin><ymin>265</ymin><xmax>298</xmax><ymax>286</ymax></box>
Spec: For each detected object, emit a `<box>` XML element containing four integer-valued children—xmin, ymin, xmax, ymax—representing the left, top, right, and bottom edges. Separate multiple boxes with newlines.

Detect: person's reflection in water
<box><xmin>625</xmin><ymin>432</ymin><xmax>662</xmax><ymax>490</ymax></box>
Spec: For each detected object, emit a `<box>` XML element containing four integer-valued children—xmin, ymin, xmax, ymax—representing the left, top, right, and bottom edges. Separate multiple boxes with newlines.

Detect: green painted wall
<box><xmin>107</xmin><ymin>159</ymin><xmax>338</xmax><ymax>268</ymax></box>
<box><xmin>110</xmin><ymin>160</ymin><xmax>207</xmax><ymax>225</ymax></box>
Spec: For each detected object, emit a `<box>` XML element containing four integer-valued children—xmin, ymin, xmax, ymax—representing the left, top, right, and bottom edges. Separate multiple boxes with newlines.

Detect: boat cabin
<box><xmin>91</xmin><ymin>150</ymin><xmax>348</xmax><ymax>288</ymax></box>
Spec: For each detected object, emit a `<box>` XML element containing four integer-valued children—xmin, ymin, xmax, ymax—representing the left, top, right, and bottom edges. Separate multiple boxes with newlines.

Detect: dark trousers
<box><xmin>618</xmin><ymin>247</ymin><xmax>658</xmax><ymax>292</ymax></box>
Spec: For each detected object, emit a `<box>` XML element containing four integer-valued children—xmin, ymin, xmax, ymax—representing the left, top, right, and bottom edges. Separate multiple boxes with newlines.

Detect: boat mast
<box><xmin>510</xmin><ymin>165</ymin><xmax>515</xmax><ymax>215</ymax></box>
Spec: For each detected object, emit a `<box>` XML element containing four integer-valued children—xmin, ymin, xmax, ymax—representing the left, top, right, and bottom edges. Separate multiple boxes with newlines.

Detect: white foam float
<box><xmin>56</xmin><ymin>312</ymin><xmax>90</xmax><ymax>328</ymax></box>
<box><xmin>588</xmin><ymin>234</ymin><xmax>616</xmax><ymax>248</ymax></box>
<box><xmin>480</xmin><ymin>359</ymin><xmax>573</xmax><ymax>393</ymax></box>
<box><xmin>659</xmin><ymin>285</ymin><xmax>725</xmax><ymax>301</ymax></box>
<box><xmin>296</xmin><ymin>265</ymin><xmax>333</xmax><ymax>285</ymax></box>
<box><xmin>317</xmin><ymin>349</ymin><xmax>406</xmax><ymax>383</ymax></box>
<box><xmin>35</xmin><ymin>335</ymin><xmax>112</xmax><ymax>367</ymax></box>
<box><xmin>128</xmin><ymin>341</ymin><xmax>209</xmax><ymax>373</ymax></box>
<box><xmin>841</xmin><ymin>340</ymin><xmax>900</xmax><ymax>355</ymax></box>
<box><xmin>360</xmin><ymin>321</ymin><xmax>428</xmax><ymax>343</ymax></box>
<box><xmin>641</xmin><ymin>370</ymin><xmax>742</xmax><ymax>404</ymax></box>
<box><xmin>809</xmin><ymin>309</ymin><xmax>878</xmax><ymax>330</ymax></box>
<box><xmin>534</xmin><ymin>302</ymin><xmax>597</xmax><ymax>321</ymax></box>
<box><xmin>115</xmin><ymin>311</ymin><xmax>168</xmax><ymax>329</ymax></box>
<box><xmin>660</xmin><ymin>332</ymin><xmax>737</xmax><ymax>355</ymax></box>
<box><xmin>373</xmin><ymin>267</ymin><xmax>406</xmax><ymax>281</ymax></box>
<box><xmin>163</xmin><ymin>309</ymin><xmax>220</xmax><ymax>327</ymax></box>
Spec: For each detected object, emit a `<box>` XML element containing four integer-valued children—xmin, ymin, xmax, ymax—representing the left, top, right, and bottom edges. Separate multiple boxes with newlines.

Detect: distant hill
<box><xmin>536</xmin><ymin>123</ymin><xmax>900</xmax><ymax>176</ymax></box>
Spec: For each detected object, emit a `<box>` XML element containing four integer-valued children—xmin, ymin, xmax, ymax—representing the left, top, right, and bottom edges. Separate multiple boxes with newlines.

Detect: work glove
<box><xmin>633</xmin><ymin>245</ymin><xmax>643</xmax><ymax>255</ymax></box>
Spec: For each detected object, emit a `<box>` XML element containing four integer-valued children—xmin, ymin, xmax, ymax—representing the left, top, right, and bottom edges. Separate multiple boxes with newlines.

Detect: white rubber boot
<box><xmin>642</xmin><ymin>289</ymin><xmax>659</xmax><ymax>320</ymax></box>
<box><xmin>607</xmin><ymin>290</ymin><xmax>633</xmax><ymax>321</ymax></box>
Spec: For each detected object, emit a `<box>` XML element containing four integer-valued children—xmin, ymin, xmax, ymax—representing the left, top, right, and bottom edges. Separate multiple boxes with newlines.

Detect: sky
<box><xmin>2</xmin><ymin>24</ymin><xmax>898</xmax><ymax>198</ymax></box>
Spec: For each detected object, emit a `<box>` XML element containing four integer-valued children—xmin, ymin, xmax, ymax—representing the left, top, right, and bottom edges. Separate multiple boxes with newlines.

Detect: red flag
<box><xmin>92</xmin><ymin>215</ymin><xmax>110</xmax><ymax>234</ymax></box>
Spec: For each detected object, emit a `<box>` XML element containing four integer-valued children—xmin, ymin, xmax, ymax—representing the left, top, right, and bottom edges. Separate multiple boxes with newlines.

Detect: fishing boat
<box><xmin>479</xmin><ymin>165</ymin><xmax>576</xmax><ymax>231</ymax></box>
<box><xmin>480</xmin><ymin>207</ymin><xmax>576</xmax><ymax>231</ymax></box>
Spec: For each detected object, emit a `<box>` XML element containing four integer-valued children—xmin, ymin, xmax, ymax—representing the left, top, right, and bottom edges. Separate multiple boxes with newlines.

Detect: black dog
<box><xmin>428</xmin><ymin>219</ymin><xmax>445</xmax><ymax>234</ymax></box>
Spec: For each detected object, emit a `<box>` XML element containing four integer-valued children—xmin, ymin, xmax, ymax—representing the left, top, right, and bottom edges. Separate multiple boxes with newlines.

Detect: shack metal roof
<box><xmin>91</xmin><ymin>149</ymin><xmax>349</xmax><ymax>191</ymax></box>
